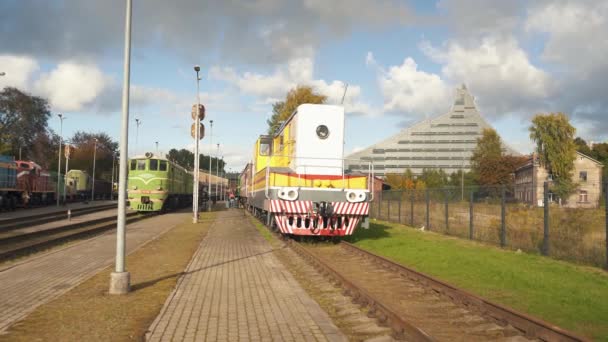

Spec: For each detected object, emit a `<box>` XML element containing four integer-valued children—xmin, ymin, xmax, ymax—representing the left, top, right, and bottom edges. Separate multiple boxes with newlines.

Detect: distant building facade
<box><xmin>346</xmin><ymin>85</ymin><xmax>516</xmax><ymax>177</ymax></box>
<box><xmin>514</xmin><ymin>152</ymin><xmax>603</xmax><ymax>208</ymax></box>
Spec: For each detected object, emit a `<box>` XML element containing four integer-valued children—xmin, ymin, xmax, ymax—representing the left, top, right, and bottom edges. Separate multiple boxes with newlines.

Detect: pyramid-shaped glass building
<box><xmin>346</xmin><ymin>85</ymin><xmax>516</xmax><ymax>177</ymax></box>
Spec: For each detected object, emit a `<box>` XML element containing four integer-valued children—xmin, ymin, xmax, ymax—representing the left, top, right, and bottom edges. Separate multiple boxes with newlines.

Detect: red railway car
<box><xmin>15</xmin><ymin>160</ymin><xmax>56</xmax><ymax>205</ymax></box>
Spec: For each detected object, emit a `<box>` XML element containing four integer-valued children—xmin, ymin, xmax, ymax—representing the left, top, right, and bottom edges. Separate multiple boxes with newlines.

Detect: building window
<box><xmin>579</xmin><ymin>171</ymin><xmax>587</xmax><ymax>182</ymax></box>
<box><xmin>579</xmin><ymin>190</ymin><xmax>588</xmax><ymax>203</ymax></box>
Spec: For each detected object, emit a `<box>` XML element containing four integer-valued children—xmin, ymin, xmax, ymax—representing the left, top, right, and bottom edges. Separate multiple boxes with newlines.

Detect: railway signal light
<box><xmin>191</xmin><ymin>123</ymin><xmax>205</xmax><ymax>140</ymax></box>
<box><xmin>64</xmin><ymin>144</ymin><xmax>74</xmax><ymax>159</ymax></box>
<box><xmin>191</xmin><ymin>104</ymin><xmax>205</xmax><ymax>121</ymax></box>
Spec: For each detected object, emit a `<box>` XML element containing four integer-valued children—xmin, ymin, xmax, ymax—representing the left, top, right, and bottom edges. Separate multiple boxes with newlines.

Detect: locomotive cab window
<box><xmin>259</xmin><ymin>139</ymin><xmax>272</xmax><ymax>156</ymax></box>
<box><xmin>150</xmin><ymin>159</ymin><xmax>159</xmax><ymax>171</ymax></box>
<box><xmin>130</xmin><ymin>160</ymin><xmax>137</xmax><ymax>170</ymax></box>
<box><xmin>137</xmin><ymin>160</ymin><xmax>146</xmax><ymax>170</ymax></box>
<box><xmin>159</xmin><ymin>160</ymin><xmax>168</xmax><ymax>171</ymax></box>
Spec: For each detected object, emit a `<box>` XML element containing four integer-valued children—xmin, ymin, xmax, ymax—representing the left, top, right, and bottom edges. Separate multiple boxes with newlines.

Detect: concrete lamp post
<box><xmin>110</xmin><ymin>0</ymin><xmax>132</xmax><ymax>295</ymax></box>
<box><xmin>56</xmin><ymin>114</ymin><xmax>65</xmax><ymax>206</ymax></box>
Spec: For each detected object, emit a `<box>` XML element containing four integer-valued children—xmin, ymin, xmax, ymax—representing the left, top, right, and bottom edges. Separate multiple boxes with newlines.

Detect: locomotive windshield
<box><xmin>130</xmin><ymin>159</ymin><xmax>168</xmax><ymax>171</ymax></box>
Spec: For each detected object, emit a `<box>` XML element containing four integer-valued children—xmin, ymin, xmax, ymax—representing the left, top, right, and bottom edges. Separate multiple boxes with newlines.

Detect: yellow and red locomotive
<box><xmin>240</xmin><ymin>104</ymin><xmax>374</xmax><ymax>236</ymax></box>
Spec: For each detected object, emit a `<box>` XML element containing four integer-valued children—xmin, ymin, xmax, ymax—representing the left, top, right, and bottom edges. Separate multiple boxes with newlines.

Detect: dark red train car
<box><xmin>15</xmin><ymin>160</ymin><xmax>56</xmax><ymax>205</ymax></box>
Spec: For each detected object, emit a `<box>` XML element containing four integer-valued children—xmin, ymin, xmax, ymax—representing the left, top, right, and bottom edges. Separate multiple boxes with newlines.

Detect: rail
<box><xmin>340</xmin><ymin>241</ymin><xmax>590</xmax><ymax>342</ymax></box>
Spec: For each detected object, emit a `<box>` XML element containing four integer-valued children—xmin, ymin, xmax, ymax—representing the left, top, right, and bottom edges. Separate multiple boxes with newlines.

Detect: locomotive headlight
<box><xmin>316</xmin><ymin>125</ymin><xmax>329</xmax><ymax>139</ymax></box>
<box><xmin>278</xmin><ymin>187</ymin><xmax>299</xmax><ymax>201</ymax></box>
<box><xmin>345</xmin><ymin>190</ymin><xmax>367</xmax><ymax>203</ymax></box>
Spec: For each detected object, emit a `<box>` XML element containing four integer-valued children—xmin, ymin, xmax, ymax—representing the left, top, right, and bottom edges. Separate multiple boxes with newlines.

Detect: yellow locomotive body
<box><xmin>243</xmin><ymin>104</ymin><xmax>373</xmax><ymax>236</ymax></box>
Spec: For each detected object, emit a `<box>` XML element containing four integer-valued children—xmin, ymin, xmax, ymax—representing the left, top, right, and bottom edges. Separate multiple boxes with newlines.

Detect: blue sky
<box><xmin>1</xmin><ymin>0</ymin><xmax>607</xmax><ymax>170</ymax></box>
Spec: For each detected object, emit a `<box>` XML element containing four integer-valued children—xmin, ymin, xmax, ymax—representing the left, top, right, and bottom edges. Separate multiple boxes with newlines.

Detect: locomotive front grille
<box><xmin>137</xmin><ymin>203</ymin><xmax>154</xmax><ymax>211</ymax></box>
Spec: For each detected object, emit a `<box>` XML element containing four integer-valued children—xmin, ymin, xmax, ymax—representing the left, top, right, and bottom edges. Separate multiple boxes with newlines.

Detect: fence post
<box><xmin>410</xmin><ymin>191</ymin><xmax>414</xmax><ymax>226</ymax></box>
<box><xmin>387</xmin><ymin>197</ymin><xmax>391</xmax><ymax>222</ymax></box>
<box><xmin>469</xmin><ymin>190</ymin><xmax>474</xmax><ymax>239</ymax></box>
<box><xmin>445</xmin><ymin>189</ymin><xmax>449</xmax><ymax>233</ymax></box>
<box><xmin>500</xmin><ymin>185</ymin><xmax>506</xmax><ymax>248</ymax></box>
<box><xmin>398</xmin><ymin>191</ymin><xmax>402</xmax><ymax>224</ymax></box>
<box><xmin>542</xmin><ymin>181</ymin><xmax>550</xmax><ymax>256</ymax></box>
<box><xmin>604</xmin><ymin>182</ymin><xmax>608</xmax><ymax>270</ymax></box>
<box><xmin>425</xmin><ymin>189</ymin><xmax>430</xmax><ymax>230</ymax></box>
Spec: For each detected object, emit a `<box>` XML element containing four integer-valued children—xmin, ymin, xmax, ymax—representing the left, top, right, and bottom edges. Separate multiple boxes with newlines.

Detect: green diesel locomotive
<box><xmin>128</xmin><ymin>153</ymin><xmax>193</xmax><ymax>212</ymax></box>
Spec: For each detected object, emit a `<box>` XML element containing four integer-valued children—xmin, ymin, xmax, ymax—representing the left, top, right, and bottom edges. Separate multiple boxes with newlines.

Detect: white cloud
<box><xmin>0</xmin><ymin>55</ymin><xmax>39</xmax><ymax>89</ymax></box>
<box><xmin>526</xmin><ymin>1</ymin><xmax>608</xmax><ymax>76</ymax></box>
<box><xmin>209</xmin><ymin>56</ymin><xmax>374</xmax><ymax>115</ymax></box>
<box><xmin>421</xmin><ymin>36</ymin><xmax>551</xmax><ymax>116</ymax></box>
<box><xmin>377</xmin><ymin>57</ymin><xmax>451</xmax><ymax>117</ymax></box>
<box><xmin>365</xmin><ymin>52</ymin><xmax>376</xmax><ymax>67</ymax></box>
<box><xmin>34</xmin><ymin>61</ymin><xmax>109</xmax><ymax>112</ymax></box>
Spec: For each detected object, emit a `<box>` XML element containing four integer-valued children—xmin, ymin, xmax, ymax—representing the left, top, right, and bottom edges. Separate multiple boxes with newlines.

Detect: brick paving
<box><xmin>0</xmin><ymin>212</ymin><xmax>189</xmax><ymax>333</ymax></box>
<box><xmin>146</xmin><ymin>210</ymin><xmax>346</xmax><ymax>342</ymax></box>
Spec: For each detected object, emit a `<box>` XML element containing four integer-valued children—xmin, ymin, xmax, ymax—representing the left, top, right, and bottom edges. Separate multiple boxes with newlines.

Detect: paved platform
<box><xmin>0</xmin><ymin>200</ymin><xmax>117</xmax><ymax>221</ymax></box>
<box><xmin>0</xmin><ymin>211</ymin><xmax>189</xmax><ymax>333</ymax></box>
<box><xmin>146</xmin><ymin>210</ymin><xmax>346</xmax><ymax>342</ymax></box>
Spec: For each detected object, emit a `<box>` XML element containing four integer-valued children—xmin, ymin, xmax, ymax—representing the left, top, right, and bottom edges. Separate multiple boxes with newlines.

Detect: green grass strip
<box><xmin>346</xmin><ymin>220</ymin><xmax>608</xmax><ymax>341</ymax></box>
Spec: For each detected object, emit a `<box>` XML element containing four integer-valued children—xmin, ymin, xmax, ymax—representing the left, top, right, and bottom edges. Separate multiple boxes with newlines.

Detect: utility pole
<box><xmin>110</xmin><ymin>0</ymin><xmax>132</xmax><ymax>295</ymax></box>
<box><xmin>192</xmin><ymin>65</ymin><xmax>202</xmax><ymax>223</ymax></box>
<box><xmin>461</xmin><ymin>150</ymin><xmax>465</xmax><ymax>201</ymax></box>
<box><xmin>208</xmin><ymin>120</ymin><xmax>213</xmax><ymax>211</ymax></box>
<box><xmin>64</xmin><ymin>145</ymin><xmax>70</xmax><ymax>203</ymax></box>
<box><xmin>135</xmin><ymin>118</ymin><xmax>141</xmax><ymax>156</ymax></box>
<box><xmin>215</xmin><ymin>144</ymin><xmax>220</xmax><ymax>201</ymax></box>
<box><xmin>110</xmin><ymin>153</ymin><xmax>116</xmax><ymax>201</ymax></box>
<box><xmin>91</xmin><ymin>138</ymin><xmax>98</xmax><ymax>201</ymax></box>
<box><xmin>56</xmin><ymin>114</ymin><xmax>64</xmax><ymax>206</ymax></box>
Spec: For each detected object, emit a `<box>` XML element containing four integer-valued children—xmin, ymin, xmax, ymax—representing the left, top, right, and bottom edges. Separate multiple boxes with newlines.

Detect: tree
<box><xmin>574</xmin><ymin>137</ymin><xmax>592</xmax><ymax>156</ymax></box>
<box><xmin>65</xmin><ymin>132</ymin><xmax>118</xmax><ymax>181</ymax></box>
<box><xmin>590</xmin><ymin>142</ymin><xmax>608</xmax><ymax>181</ymax></box>
<box><xmin>384</xmin><ymin>169</ymin><xmax>416</xmax><ymax>190</ymax></box>
<box><xmin>529</xmin><ymin>113</ymin><xmax>577</xmax><ymax>200</ymax></box>
<box><xmin>166</xmin><ymin>148</ymin><xmax>225</xmax><ymax>173</ymax></box>
<box><xmin>267</xmin><ymin>85</ymin><xmax>327</xmax><ymax>135</ymax></box>
<box><xmin>470</xmin><ymin>128</ymin><xmax>502</xmax><ymax>186</ymax></box>
<box><xmin>470</xmin><ymin>128</ymin><xmax>525</xmax><ymax>188</ymax></box>
<box><xmin>418</xmin><ymin>168</ymin><xmax>448</xmax><ymax>188</ymax></box>
<box><xmin>0</xmin><ymin>87</ymin><xmax>52</xmax><ymax>159</ymax></box>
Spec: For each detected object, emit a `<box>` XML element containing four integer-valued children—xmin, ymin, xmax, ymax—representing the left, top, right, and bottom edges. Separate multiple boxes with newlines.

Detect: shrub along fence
<box><xmin>370</xmin><ymin>183</ymin><xmax>608</xmax><ymax>269</ymax></box>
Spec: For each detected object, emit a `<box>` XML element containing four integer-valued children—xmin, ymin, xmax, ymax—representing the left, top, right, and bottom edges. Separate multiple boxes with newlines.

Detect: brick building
<box><xmin>514</xmin><ymin>152</ymin><xmax>603</xmax><ymax>208</ymax></box>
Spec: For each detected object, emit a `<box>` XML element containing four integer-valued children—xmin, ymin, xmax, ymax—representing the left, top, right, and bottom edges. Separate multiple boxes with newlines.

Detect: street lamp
<box><xmin>110</xmin><ymin>0</ymin><xmax>132</xmax><ymax>295</ymax></box>
<box><xmin>155</xmin><ymin>141</ymin><xmax>159</xmax><ymax>153</ymax></box>
<box><xmin>56</xmin><ymin>114</ymin><xmax>64</xmax><ymax>206</ymax></box>
<box><xmin>110</xmin><ymin>152</ymin><xmax>116</xmax><ymax>201</ymax></box>
<box><xmin>135</xmin><ymin>118</ymin><xmax>141</xmax><ymax>155</ymax></box>
<box><xmin>215</xmin><ymin>143</ymin><xmax>220</xmax><ymax>201</ymax></box>
<box><xmin>193</xmin><ymin>65</ymin><xmax>202</xmax><ymax>223</ymax></box>
<box><xmin>208</xmin><ymin>120</ymin><xmax>213</xmax><ymax>211</ymax></box>
<box><xmin>91</xmin><ymin>138</ymin><xmax>98</xmax><ymax>201</ymax></box>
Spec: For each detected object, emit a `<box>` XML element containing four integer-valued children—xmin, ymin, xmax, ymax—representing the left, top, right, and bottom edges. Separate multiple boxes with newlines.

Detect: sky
<box><xmin>1</xmin><ymin>0</ymin><xmax>607</xmax><ymax>171</ymax></box>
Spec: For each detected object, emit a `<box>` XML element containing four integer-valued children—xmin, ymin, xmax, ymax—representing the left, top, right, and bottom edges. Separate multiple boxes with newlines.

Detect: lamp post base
<box><xmin>109</xmin><ymin>271</ymin><xmax>131</xmax><ymax>295</ymax></box>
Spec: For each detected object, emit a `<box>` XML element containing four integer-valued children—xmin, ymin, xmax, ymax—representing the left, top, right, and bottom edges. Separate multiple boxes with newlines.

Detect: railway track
<box><xmin>289</xmin><ymin>240</ymin><xmax>589</xmax><ymax>341</ymax></box>
<box><xmin>0</xmin><ymin>208</ymin><xmax>148</xmax><ymax>261</ymax></box>
<box><xmin>0</xmin><ymin>204</ymin><xmax>117</xmax><ymax>232</ymax></box>
<box><xmin>249</xmin><ymin>208</ymin><xmax>588</xmax><ymax>341</ymax></box>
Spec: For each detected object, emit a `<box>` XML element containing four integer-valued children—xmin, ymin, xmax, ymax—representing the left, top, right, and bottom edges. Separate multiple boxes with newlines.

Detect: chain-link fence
<box><xmin>370</xmin><ymin>183</ymin><xmax>608</xmax><ymax>269</ymax></box>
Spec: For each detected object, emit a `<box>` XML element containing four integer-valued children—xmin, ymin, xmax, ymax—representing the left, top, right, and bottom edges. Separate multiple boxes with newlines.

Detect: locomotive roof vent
<box><xmin>145</xmin><ymin>152</ymin><xmax>154</xmax><ymax>158</ymax></box>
